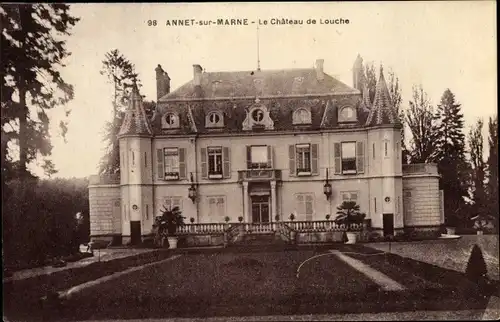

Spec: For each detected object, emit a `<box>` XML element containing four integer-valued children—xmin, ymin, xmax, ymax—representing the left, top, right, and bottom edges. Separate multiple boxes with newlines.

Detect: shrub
<box><xmin>334</xmin><ymin>201</ymin><xmax>366</xmax><ymax>232</ymax></box>
<box><xmin>465</xmin><ymin>244</ymin><xmax>488</xmax><ymax>285</ymax></box>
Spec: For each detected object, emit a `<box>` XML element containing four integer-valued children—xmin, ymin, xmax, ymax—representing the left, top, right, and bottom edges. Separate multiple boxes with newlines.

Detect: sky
<box><xmin>33</xmin><ymin>2</ymin><xmax>497</xmax><ymax>178</ymax></box>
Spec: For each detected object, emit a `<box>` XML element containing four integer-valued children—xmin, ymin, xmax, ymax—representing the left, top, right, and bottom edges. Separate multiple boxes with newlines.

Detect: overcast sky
<box><xmin>35</xmin><ymin>2</ymin><xmax>496</xmax><ymax>178</ymax></box>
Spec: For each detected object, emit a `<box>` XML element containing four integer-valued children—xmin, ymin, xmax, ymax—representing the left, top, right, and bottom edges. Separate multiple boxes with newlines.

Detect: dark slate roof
<box><xmin>159</xmin><ymin>68</ymin><xmax>359</xmax><ymax>101</ymax></box>
<box><xmin>365</xmin><ymin>68</ymin><xmax>399</xmax><ymax>126</ymax></box>
<box><xmin>118</xmin><ymin>83</ymin><xmax>153</xmax><ymax>137</ymax></box>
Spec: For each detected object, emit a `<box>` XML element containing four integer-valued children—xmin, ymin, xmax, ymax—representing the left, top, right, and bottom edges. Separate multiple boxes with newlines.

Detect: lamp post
<box><xmin>188</xmin><ymin>172</ymin><xmax>197</xmax><ymax>203</ymax></box>
<box><xmin>323</xmin><ymin>168</ymin><xmax>332</xmax><ymax>200</ymax></box>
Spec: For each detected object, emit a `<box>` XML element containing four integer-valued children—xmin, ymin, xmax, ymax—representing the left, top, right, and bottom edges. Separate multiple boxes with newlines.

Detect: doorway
<box><xmin>130</xmin><ymin>220</ymin><xmax>142</xmax><ymax>245</ymax></box>
<box><xmin>251</xmin><ymin>196</ymin><xmax>270</xmax><ymax>223</ymax></box>
<box><xmin>383</xmin><ymin>213</ymin><xmax>394</xmax><ymax>237</ymax></box>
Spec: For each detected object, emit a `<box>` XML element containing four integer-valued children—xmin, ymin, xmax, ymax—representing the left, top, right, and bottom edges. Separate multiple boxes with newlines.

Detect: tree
<box><xmin>485</xmin><ymin>116</ymin><xmax>498</xmax><ymax>228</ymax></box>
<box><xmin>98</xmin><ymin>50</ymin><xmax>138</xmax><ymax>175</ymax></box>
<box><xmin>1</xmin><ymin>4</ymin><xmax>79</xmax><ymax>179</ymax></box>
<box><xmin>431</xmin><ymin>89</ymin><xmax>469</xmax><ymax>225</ymax></box>
<box><xmin>334</xmin><ymin>201</ymin><xmax>366</xmax><ymax>232</ymax></box>
<box><xmin>467</xmin><ymin>119</ymin><xmax>486</xmax><ymax>210</ymax></box>
<box><xmin>406</xmin><ymin>85</ymin><xmax>435</xmax><ymax>163</ymax></box>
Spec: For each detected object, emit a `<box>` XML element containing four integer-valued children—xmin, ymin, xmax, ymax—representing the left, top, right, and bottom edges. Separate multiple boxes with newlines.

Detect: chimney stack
<box><xmin>155</xmin><ymin>64</ymin><xmax>171</xmax><ymax>100</ymax></box>
<box><xmin>193</xmin><ymin>64</ymin><xmax>203</xmax><ymax>86</ymax></box>
<box><xmin>315</xmin><ymin>59</ymin><xmax>324</xmax><ymax>81</ymax></box>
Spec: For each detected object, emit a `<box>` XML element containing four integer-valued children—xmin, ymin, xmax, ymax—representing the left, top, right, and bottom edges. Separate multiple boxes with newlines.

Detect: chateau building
<box><xmin>89</xmin><ymin>55</ymin><xmax>444</xmax><ymax>245</ymax></box>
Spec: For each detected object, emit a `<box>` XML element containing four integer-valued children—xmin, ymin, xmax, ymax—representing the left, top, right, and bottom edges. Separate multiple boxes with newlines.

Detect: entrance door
<box><xmin>130</xmin><ymin>220</ymin><xmax>142</xmax><ymax>245</ymax></box>
<box><xmin>383</xmin><ymin>213</ymin><xmax>394</xmax><ymax>237</ymax></box>
<box><xmin>251</xmin><ymin>196</ymin><xmax>270</xmax><ymax>223</ymax></box>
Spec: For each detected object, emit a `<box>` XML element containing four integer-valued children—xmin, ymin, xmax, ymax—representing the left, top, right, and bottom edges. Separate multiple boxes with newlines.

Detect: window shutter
<box><xmin>164</xmin><ymin>198</ymin><xmax>172</xmax><ymax>211</ymax></box>
<box><xmin>267</xmin><ymin>146</ymin><xmax>273</xmax><ymax>168</ymax></box>
<box><xmin>201</xmin><ymin>148</ymin><xmax>208</xmax><ymax>179</ymax></box>
<box><xmin>246</xmin><ymin>146</ymin><xmax>252</xmax><ymax>169</ymax></box>
<box><xmin>157</xmin><ymin>149</ymin><xmax>164</xmax><ymax>179</ymax></box>
<box><xmin>305</xmin><ymin>195</ymin><xmax>313</xmax><ymax>221</ymax></box>
<box><xmin>311</xmin><ymin>144</ymin><xmax>319</xmax><ymax>175</ymax></box>
<box><xmin>223</xmin><ymin>147</ymin><xmax>231</xmax><ymax>179</ymax></box>
<box><xmin>356</xmin><ymin>142</ymin><xmax>364</xmax><ymax>174</ymax></box>
<box><xmin>334</xmin><ymin>143</ymin><xmax>341</xmax><ymax>174</ymax></box>
<box><xmin>178</xmin><ymin>148</ymin><xmax>187</xmax><ymax>179</ymax></box>
<box><xmin>288</xmin><ymin>145</ymin><xmax>296</xmax><ymax>177</ymax></box>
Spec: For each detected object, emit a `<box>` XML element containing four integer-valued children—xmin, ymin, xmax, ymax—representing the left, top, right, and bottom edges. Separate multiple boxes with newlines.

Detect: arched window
<box><xmin>339</xmin><ymin>106</ymin><xmax>357</xmax><ymax>123</ymax></box>
<box><xmin>293</xmin><ymin>108</ymin><xmax>311</xmax><ymax>124</ymax></box>
<box><xmin>205</xmin><ymin>111</ymin><xmax>224</xmax><ymax>128</ymax></box>
<box><xmin>162</xmin><ymin>112</ymin><xmax>180</xmax><ymax>129</ymax></box>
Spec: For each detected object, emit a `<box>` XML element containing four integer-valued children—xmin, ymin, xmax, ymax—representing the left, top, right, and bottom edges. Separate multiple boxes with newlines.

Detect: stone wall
<box><xmin>88</xmin><ymin>182</ymin><xmax>121</xmax><ymax>239</ymax></box>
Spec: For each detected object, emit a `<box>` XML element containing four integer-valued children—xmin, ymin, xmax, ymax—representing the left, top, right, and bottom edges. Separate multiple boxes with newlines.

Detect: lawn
<box><xmin>42</xmin><ymin>248</ymin><xmax>489</xmax><ymax>321</ymax></box>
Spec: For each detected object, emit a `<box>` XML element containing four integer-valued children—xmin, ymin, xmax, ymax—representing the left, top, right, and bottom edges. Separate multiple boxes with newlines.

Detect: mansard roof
<box><xmin>365</xmin><ymin>67</ymin><xmax>399</xmax><ymax>126</ymax></box>
<box><xmin>118</xmin><ymin>83</ymin><xmax>153</xmax><ymax>137</ymax></box>
<box><xmin>159</xmin><ymin>68</ymin><xmax>359</xmax><ymax>101</ymax></box>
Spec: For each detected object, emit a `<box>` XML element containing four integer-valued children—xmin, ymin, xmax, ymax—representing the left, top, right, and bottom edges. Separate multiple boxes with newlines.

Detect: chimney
<box><xmin>193</xmin><ymin>64</ymin><xmax>203</xmax><ymax>86</ymax></box>
<box><xmin>315</xmin><ymin>59</ymin><xmax>324</xmax><ymax>81</ymax></box>
<box><xmin>155</xmin><ymin>64</ymin><xmax>168</xmax><ymax>100</ymax></box>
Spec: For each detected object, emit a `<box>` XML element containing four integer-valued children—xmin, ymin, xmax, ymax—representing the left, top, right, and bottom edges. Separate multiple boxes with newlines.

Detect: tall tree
<box><xmin>1</xmin><ymin>4</ymin><xmax>79</xmax><ymax>179</ymax></box>
<box><xmin>98</xmin><ymin>50</ymin><xmax>138</xmax><ymax>175</ymax></box>
<box><xmin>467</xmin><ymin>119</ymin><xmax>486</xmax><ymax>211</ymax></box>
<box><xmin>485</xmin><ymin>116</ymin><xmax>498</xmax><ymax>227</ymax></box>
<box><xmin>431</xmin><ymin>89</ymin><xmax>469</xmax><ymax>224</ymax></box>
<box><xmin>405</xmin><ymin>85</ymin><xmax>435</xmax><ymax>163</ymax></box>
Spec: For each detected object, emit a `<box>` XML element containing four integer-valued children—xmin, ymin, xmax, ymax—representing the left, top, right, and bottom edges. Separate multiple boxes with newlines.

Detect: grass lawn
<box><xmin>24</xmin><ymin>248</ymin><xmax>488</xmax><ymax>321</ymax></box>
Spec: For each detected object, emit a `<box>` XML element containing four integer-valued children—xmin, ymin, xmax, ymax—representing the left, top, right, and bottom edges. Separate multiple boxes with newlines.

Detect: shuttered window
<box><xmin>335</xmin><ymin>141</ymin><xmax>365</xmax><ymax>175</ymax></box>
<box><xmin>296</xmin><ymin>194</ymin><xmax>314</xmax><ymax>221</ymax></box>
<box><xmin>247</xmin><ymin>145</ymin><xmax>272</xmax><ymax>169</ymax></box>
<box><xmin>290</xmin><ymin>144</ymin><xmax>319</xmax><ymax>176</ymax></box>
<box><xmin>157</xmin><ymin>147</ymin><xmax>187</xmax><ymax>180</ymax></box>
<box><xmin>207</xmin><ymin>196</ymin><xmax>226</xmax><ymax>223</ymax></box>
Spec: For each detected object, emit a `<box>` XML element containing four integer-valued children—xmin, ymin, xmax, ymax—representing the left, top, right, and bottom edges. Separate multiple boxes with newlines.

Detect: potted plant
<box><xmin>190</xmin><ymin>217</ymin><xmax>195</xmax><ymax>224</ymax></box>
<box><xmin>325</xmin><ymin>214</ymin><xmax>331</xmax><ymax>220</ymax></box>
<box><xmin>155</xmin><ymin>205</ymin><xmax>185</xmax><ymax>249</ymax></box>
<box><xmin>289</xmin><ymin>213</ymin><xmax>295</xmax><ymax>221</ymax></box>
<box><xmin>471</xmin><ymin>213</ymin><xmax>494</xmax><ymax>235</ymax></box>
<box><xmin>224</xmin><ymin>216</ymin><xmax>230</xmax><ymax>223</ymax></box>
<box><xmin>275</xmin><ymin>214</ymin><xmax>280</xmax><ymax>222</ymax></box>
<box><xmin>334</xmin><ymin>201</ymin><xmax>366</xmax><ymax>244</ymax></box>
<box><xmin>238</xmin><ymin>216</ymin><xmax>243</xmax><ymax>223</ymax></box>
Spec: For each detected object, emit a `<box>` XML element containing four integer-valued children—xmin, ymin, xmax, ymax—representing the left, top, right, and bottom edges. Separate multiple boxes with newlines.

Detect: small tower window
<box><xmin>132</xmin><ymin>151</ymin><xmax>135</xmax><ymax>166</ymax></box>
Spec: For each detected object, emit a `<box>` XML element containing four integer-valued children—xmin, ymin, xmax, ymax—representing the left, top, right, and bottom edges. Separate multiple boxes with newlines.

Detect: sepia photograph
<box><xmin>1</xmin><ymin>2</ymin><xmax>498</xmax><ymax>321</ymax></box>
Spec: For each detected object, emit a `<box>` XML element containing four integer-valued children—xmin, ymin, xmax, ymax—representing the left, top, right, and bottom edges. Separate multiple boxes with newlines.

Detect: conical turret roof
<box><xmin>118</xmin><ymin>82</ymin><xmax>153</xmax><ymax>137</ymax></box>
<box><xmin>365</xmin><ymin>66</ymin><xmax>398</xmax><ymax>126</ymax></box>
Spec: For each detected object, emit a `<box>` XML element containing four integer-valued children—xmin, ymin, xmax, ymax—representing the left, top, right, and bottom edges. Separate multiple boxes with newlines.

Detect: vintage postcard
<box><xmin>2</xmin><ymin>2</ymin><xmax>498</xmax><ymax>321</ymax></box>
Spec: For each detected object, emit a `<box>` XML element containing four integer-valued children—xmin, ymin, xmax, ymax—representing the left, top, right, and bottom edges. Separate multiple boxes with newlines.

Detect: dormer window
<box><xmin>338</xmin><ymin>106</ymin><xmax>357</xmax><ymax>123</ymax></box>
<box><xmin>206</xmin><ymin>111</ymin><xmax>224</xmax><ymax>128</ymax></box>
<box><xmin>251</xmin><ymin>108</ymin><xmax>265</xmax><ymax>123</ymax></box>
<box><xmin>162</xmin><ymin>112</ymin><xmax>180</xmax><ymax>129</ymax></box>
<box><xmin>293</xmin><ymin>108</ymin><xmax>312</xmax><ymax>125</ymax></box>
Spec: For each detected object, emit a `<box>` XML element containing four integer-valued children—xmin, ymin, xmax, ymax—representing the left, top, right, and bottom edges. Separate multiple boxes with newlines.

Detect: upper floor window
<box><xmin>334</xmin><ymin>141</ymin><xmax>364</xmax><ymax>175</ymax></box>
<box><xmin>208</xmin><ymin>147</ymin><xmax>223</xmax><ymax>178</ymax></box>
<box><xmin>341</xmin><ymin>142</ymin><xmax>356</xmax><ymax>174</ymax></box>
<box><xmin>247</xmin><ymin>145</ymin><xmax>272</xmax><ymax>169</ymax></box>
<box><xmin>384</xmin><ymin>139</ymin><xmax>390</xmax><ymax>158</ymax></box>
<box><xmin>289</xmin><ymin>144</ymin><xmax>319</xmax><ymax>177</ymax></box>
<box><xmin>293</xmin><ymin>108</ymin><xmax>311</xmax><ymax>125</ymax></box>
<box><xmin>162</xmin><ymin>112</ymin><xmax>180</xmax><ymax>129</ymax></box>
<box><xmin>338</xmin><ymin>106</ymin><xmax>357</xmax><ymax>123</ymax></box>
<box><xmin>164</xmin><ymin>148</ymin><xmax>180</xmax><ymax>179</ymax></box>
<box><xmin>156</xmin><ymin>147</ymin><xmax>187</xmax><ymax>180</ymax></box>
<box><xmin>296</xmin><ymin>144</ymin><xmax>311</xmax><ymax>174</ymax></box>
<box><xmin>206</xmin><ymin>111</ymin><xmax>224</xmax><ymax>128</ymax></box>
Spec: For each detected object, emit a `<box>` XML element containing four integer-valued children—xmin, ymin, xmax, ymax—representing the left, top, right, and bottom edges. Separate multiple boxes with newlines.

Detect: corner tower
<box><xmin>117</xmin><ymin>82</ymin><xmax>154</xmax><ymax>245</ymax></box>
<box><xmin>366</xmin><ymin>66</ymin><xmax>403</xmax><ymax>236</ymax></box>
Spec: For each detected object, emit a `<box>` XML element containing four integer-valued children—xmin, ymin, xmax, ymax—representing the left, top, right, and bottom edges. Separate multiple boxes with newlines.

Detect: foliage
<box><xmin>406</xmin><ymin>85</ymin><xmax>435</xmax><ymax>163</ymax></box>
<box><xmin>1</xmin><ymin>4</ymin><xmax>79</xmax><ymax>178</ymax></box>
<box><xmin>289</xmin><ymin>213</ymin><xmax>295</xmax><ymax>221</ymax></box>
<box><xmin>2</xmin><ymin>177</ymin><xmax>89</xmax><ymax>269</ymax></box>
<box><xmin>189</xmin><ymin>217</ymin><xmax>195</xmax><ymax>223</ymax></box>
<box><xmin>224</xmin><ymin>216</ymin><xmax>230</xmax><ymax>223</ymax></box>
<box><xmin>430</xmin><ymin>89</ymin><xmax>470</xmax><ymax>226</ymax></box>
<box><xmin>238</xmin><ymin>216</ymin><xmax>243</xmax><ymax>222</ymax></box>
<box><xmin>334</xmin><ymin>201</ymin><xmax>366</xmax><ymax>232</ymax></box>
<box><xmin>325</xmin><ymin>214</ymin><xmax>331</xmax><ymax>220</ymax></box>
<box><xmin>465</xmin><ymin>245</ymin><xmax>488</xmax><ymax>284</ymax></box>
<box><xmin>486</xmin><ymin>116</ymin><xmax>498</xmax><ymax>227</ymax></box>
<box><xmin>467</xmin><ymin>118</ymin><xmax>487</xmax><ymax>215</ymax></box>
<box><xmin>154</xmin><ymin>206</ymin><xmax>185</xmax><ymax>237</ymax></box>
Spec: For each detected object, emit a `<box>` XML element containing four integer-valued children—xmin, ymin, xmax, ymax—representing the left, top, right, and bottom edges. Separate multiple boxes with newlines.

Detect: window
<box><xmin>144</xmin><ymin>152</ymin><xmax>147</xmax><ymax>168</ymax></box>
<box><xmin>374</xmin><ymin>197</ymin><xmax>377</xmax><ymax>213</ymax></box>
<box><xmin>334</xmin><ymin>141</ymin><xmax>364</xmax><ymax>175</ymax></box>
<box><xmin>341</xmin><ymin>191</ymin><xmax>358</xmax><ymax>202</ymax></box>
<box><xmin>296</xmin><ymin>144</ymin><xmax>311</xmax><ymax>174</ymax></box>
<box><xmin>208</xmin><ymin>147</ymin><xmax>223</xmax><ymax>178</ymax></box>
<box><xmin>396</xmin><ymin>142</ymin><xmax>399</xmax><ymax>159</ymax></box>
<box><xmin>207</xmin><ymin>196</ymin><xmax>226</xmax><ymax>223</ymax></box>
<box><xmin>384</xmin><ymin>140</ymin><xmax>390</xmax><ymax>157</ymax></box>
<box><xmin>296</xmin><ymin>193</ymin><xmax>314</xmax><ymax>221</ymax></box>
<box><xmin>206</xmin><ymin>111</ymin><xmax>224</xmax><ymax>128</ymax></box>
<box><xmin>131</xmin><ymin>151</ymin><xmax>135</xmax><ymax>166</ymax></box>
<box><xmin>146</xmin><ymin>204</ymin><xmax>149</xmax><ymax>220</ymax></box>
<box><xmin>162</xmin><ymin>112</ymin><xmax>180</xmax><ymax>129</ymax></box>
<box><xmin>397</xmin><ymin>196</ymin><xmax>401</xmax><ymax>214</ymax></box>
<box><xmin>251</xmin><ymin>109</ymin><xmax>265</xmax><ymax>123</ymax></box>
<box><xmin>341</xmin><ymin>142</ymin><xmax>357</xmax><ymax>174</ymax></box>
<box><xmin>164</xmin><ymin>147</ymin><xmax>179</xmax><ymax>180</ymax></box>
<box><xmin>293</xmin><ymin>108</ymin><xmax>311</xmax><ymax>124</ymax></box>
<box><xmin>250</xmin><ymin>145</ymin><xmax>269</xmax><ymax>169</ymax></box>
<box><xmin>373</xmin><ymin>143</ymin><xmax>375</xmax><ymax>159</ymax></box>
